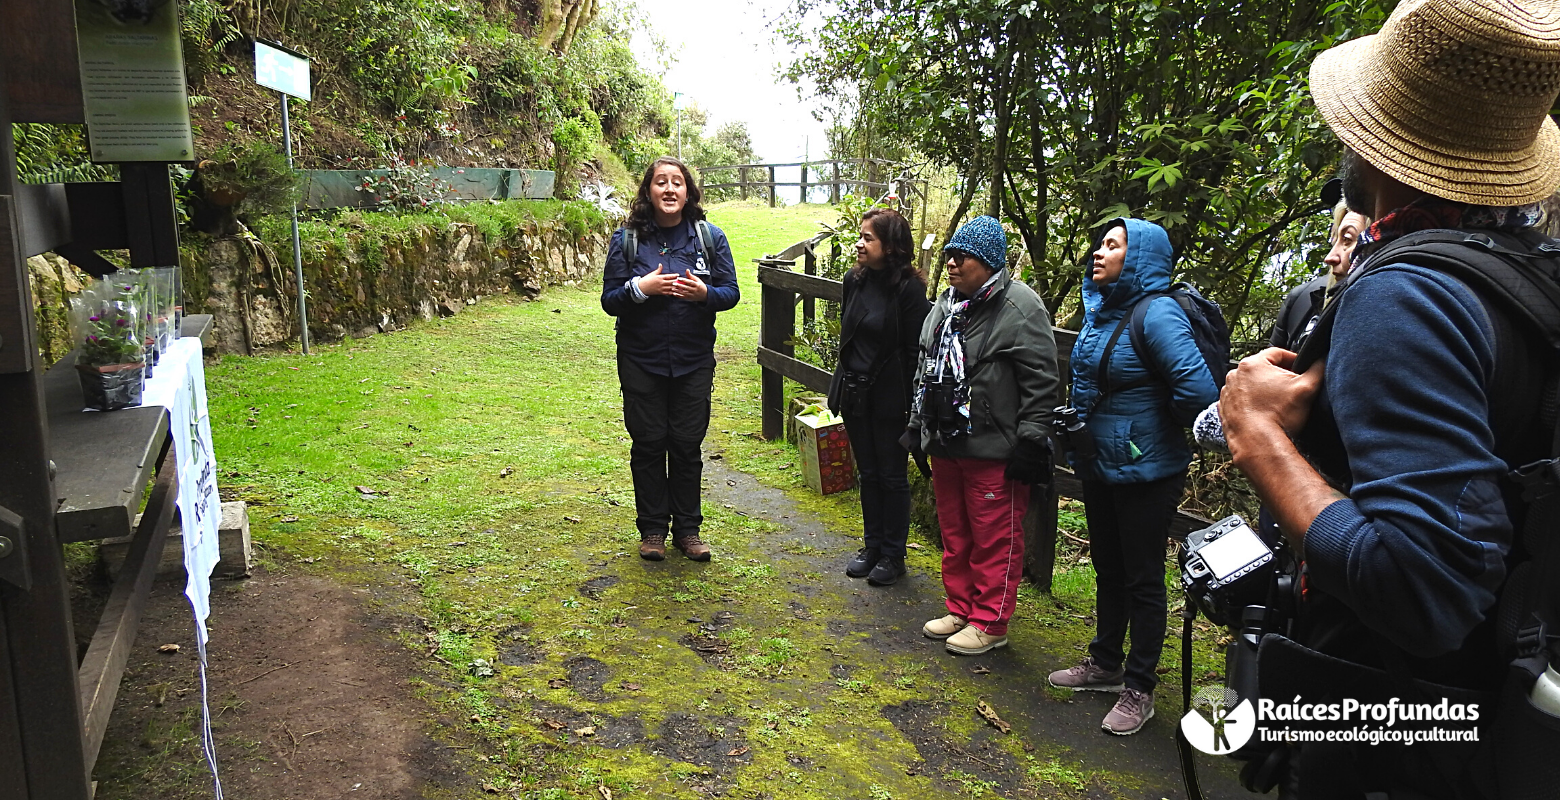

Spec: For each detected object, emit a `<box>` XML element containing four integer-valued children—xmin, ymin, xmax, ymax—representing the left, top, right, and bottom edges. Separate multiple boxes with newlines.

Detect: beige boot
<box><xmin>945</xmin><ymin>625</ymin><xmax>1008</xmax><ymax>655</ymax></box>
<box><xmin>921</xmin><ymin>614</ymin><xmax>966</xmax><ymax>640</ymax></box>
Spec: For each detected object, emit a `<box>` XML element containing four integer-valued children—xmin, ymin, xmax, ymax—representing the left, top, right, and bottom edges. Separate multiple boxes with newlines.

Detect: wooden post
<box><xmin>831</xmin><ymin>162</ymin><xmax>841</xmax><ymax>204</ymax></box>
<box><xmin>768</xmin><ymin>166</ymin><xmax>776</xmax><ymax>208</ymax></box>
<box><xmin>800</xmin><ymin>164</ymin><xmax>809</xmax><ymax>205</ymax></box>
<box><xmin>740</xmin><ymin>167</ymin><xmax>748</xmax><ymax>201</ymax></box>
<box><xmin>0</xmin><ymin>49</ymin><xmax>95</xmax><ymax>799</ymax></box>
<box><xmin>759</xmin><ymin>271</ymin><xmax>795</xmax><ymax>439</ymax></box>
<box><xmin>802</xmin><ymin>249</ymin><xmax>816</xmax><ymax>326</ymax></box>
<box><xmin>1022</xmin><ymin>482</ymin><xmax>1060</xmax><ymax>593</ymax></box>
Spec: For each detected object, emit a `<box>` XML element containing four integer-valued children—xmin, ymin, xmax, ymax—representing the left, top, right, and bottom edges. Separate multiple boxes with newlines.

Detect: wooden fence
<box><xmin>755</xmin><ymin>246</ymin><xmax>1215</xmax><ymax>591</ymax></box>
<box><xmin>701</xmin><ymin>158</ymin><xmax>926</xmax><ymax>209</ymax></box>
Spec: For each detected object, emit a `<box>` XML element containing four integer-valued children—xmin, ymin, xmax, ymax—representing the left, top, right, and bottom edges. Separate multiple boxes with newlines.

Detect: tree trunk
<box><xmin>537</xmin><ymin>0</ymin><xmax>597</xmax><ymax>53</ymax></box>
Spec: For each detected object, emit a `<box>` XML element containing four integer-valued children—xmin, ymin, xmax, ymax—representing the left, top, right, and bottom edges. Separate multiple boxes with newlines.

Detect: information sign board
<box><xmin>254</xmin><ymin>40</ymin><xmax>311</xmax><ymax>101</ymax></box>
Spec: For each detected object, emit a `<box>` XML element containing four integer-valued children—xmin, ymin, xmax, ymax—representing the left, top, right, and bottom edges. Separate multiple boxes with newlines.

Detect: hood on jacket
<box><xmin>1080</xmin><ymin>218</ymin><xmax>1175</xmax><ymax>323</ymax></box>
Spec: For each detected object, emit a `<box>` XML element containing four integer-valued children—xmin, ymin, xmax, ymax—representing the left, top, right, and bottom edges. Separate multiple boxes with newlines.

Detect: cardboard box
<box><xmin>796</xmin><ymin>407</ymin><xmax>856</xmax><ymax>495</ymax></box>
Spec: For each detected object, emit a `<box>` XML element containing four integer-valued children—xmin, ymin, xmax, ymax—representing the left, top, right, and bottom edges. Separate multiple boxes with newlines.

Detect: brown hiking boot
<box><xmin>639</xmin><ymin>533</ymin><xmax>667</xmax><ymax>561</ymax></box>
<box><xmin>673</xmin><ymin>534</ymin><xmax>712</xmax><ymax>562</ymax></box>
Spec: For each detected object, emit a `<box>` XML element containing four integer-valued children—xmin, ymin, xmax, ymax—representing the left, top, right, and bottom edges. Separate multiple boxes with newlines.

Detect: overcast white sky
<box><xmin>627</xmin><ymin>0</ymin><xmax>831</xmax><ymax>166</ymax></box>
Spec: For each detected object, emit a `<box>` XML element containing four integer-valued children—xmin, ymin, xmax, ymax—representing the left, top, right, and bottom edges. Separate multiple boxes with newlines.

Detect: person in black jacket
<box><xmin>601</xmin><ymin>157</ymin><xmax>740</xmax><ymax>562</ymax></box>
<box><xmin>1269</xmin><ymin>201</ymin><xmax>1370</xmax><ymax>351</ymax></box>
<box><xmin>828</xmin><ymin>208</ymin><xmax>931</xmax><ymax>585</ymax></box>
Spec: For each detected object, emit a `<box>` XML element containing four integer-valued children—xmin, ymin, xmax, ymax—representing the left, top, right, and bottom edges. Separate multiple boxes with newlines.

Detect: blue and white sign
<box><xmin>254</xmin><ymin>40</ymin><xmax>311</xmax><ymax>101</ymax></box>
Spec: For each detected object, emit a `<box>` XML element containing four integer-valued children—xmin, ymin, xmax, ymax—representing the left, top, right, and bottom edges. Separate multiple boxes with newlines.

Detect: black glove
<box><xmin>898</xmin><ymin>426</ymin><xmax>931</xmax><ymax>478</ymax></box>
<box><xmin>1004</xmin><ymin>438</ymin><xmax>1053</xmax><ymax>486</ymax></box>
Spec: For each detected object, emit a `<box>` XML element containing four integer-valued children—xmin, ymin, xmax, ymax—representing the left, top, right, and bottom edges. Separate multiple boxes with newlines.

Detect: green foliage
<box><xmin>782</xmin><ymin>0</ymin><xmax>1396</xmax><ymax>339</ymax></box>
<box><xmin>201</xmin><ymin>140</ymin><xmax>302</xmax><ymax>218</ymax></box>
<box><xmin>179</xmin><ymin>0</ymin><xmax>241</xmax><ymax>84</ymax></box>
<box><xmin>552</xmin><ymin>111</ymin><xmax>603</xmax><ymax>198</ymax></box>
<box><xmin>11</xmin><ymin>123</ymin><xmax>116</xmax><ymax>184</ymax></box>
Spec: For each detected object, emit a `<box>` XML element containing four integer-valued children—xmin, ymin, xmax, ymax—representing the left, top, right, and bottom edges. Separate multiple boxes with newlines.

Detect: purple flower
<box><xmin>115</xmin><ymin>319</ymin><xmax>128</xmax><ymax>327</ymax></box>
<box><xmin>89</xmin><ymin>315</ymin><xmax>100</xmax><ymax>322</ymax></box>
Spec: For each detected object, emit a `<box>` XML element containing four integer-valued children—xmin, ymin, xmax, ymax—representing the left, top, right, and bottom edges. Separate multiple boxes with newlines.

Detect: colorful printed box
<box><xmin>796</xmin><ymin>408</ymin><xmax>856</xmax><ymax>495</ymax></box>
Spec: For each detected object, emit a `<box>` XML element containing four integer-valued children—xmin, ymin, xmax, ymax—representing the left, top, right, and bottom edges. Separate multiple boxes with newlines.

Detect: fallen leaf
<box><xmin>574</xmin><ymin>726</ymin><xmax>596</xmax><ymax>736</ymax></box>
<box><xmin>976</xmin><ymin>700</ymin><xmax>1012</xmax><ymax>734</ymax></box>
<box><xmin>727</xmin><ymin>746</ymin><xmax>750</xmax><ymax>757</ymax></box>
<box><xmin>280</xmin><ymin>515</ymin><xmax>300</xmax><ymax>523</ymax></box>
<box><xmin>482</xmin><ymin>783</ymin><xmax>500</xmax><ymax>794</ymax></box>
<box><xmin>597</xmin><ymin>787</ymin><xmax>612</xmax><ymax>800</ymax></box>
<box><xmin>470</xmin><ymin>714</ymin><xmax>482</xmax><ymax>723</ymax></box>
<box><xmin>621</xmin><ymin>682</ymin><xmax>642</xmax><ymax>691</ymax></box>
<box><xmin>354</xmin><ymin>486</ymin><xmax>379</xmax><ymax>495</ymax></box>
<box><xmin>564</xmin><ymin>515</ymin><xmax>581</xmax><ymax>523</ymax></box>
<box><xmin>158</xmin><ymin>643</ymin><xmax>180</xmax><ymax>654</ymax></box>
<box><xmin>548</xmin><ymin>678</ymin><xmax>569</xmax><ymax>689</ymax></box>
<box><xmin>726</xmin><ymin>479</ymin><xmax>737</xmax><ymax>487</ymax></box>
<box><xmin>906</xmin><ymin>542</ymin><xmax>924</xmax><ymax>550</ymax></box>
<box><xmin>972</xmin><ymin>666</ymin><xmax>991</xmax><ymax>675</ymax></box>
<box><xmin>499</xmin><ymin>467</ymin><xmax>513</xmax><ymax>478</ymax></box>
<box><xmin>543</xmin><ymin>719</ymin><xmax>565</xmax><ymax>730</ymax></box>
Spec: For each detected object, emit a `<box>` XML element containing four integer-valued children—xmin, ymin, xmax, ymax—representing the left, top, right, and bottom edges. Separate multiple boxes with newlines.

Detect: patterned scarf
<box><xmin>915</xmin><ymin>270</ymin><xmax>1002</xmax><ymax>435</ymax></box>
<box><xmin>1352</xmin><ymin>196</ymin><xmax>1546</xmax><ymax>270</ymax></box>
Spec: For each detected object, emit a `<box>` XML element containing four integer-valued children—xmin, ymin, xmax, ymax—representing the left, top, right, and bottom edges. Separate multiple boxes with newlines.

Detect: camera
<box><xmin>1180</xmin><ymin>514</ymin><xmax>1297</xmax><ymax>786</ymax></box>
<box><xmin>1051</xmin><ymin>406</ymin><xmax>1098</xmax><ymax>462</ymax></box>
<box><xmin>1181</xmin><ymin>515</ymin><xmax>1277</xmax><ymax>628</ymax></box>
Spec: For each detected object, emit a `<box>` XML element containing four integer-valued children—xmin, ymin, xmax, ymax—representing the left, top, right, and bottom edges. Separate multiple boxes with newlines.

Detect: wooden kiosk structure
<box><xmin>1</xmin><ymin>3</ymin><xmax>214</xmax><ymax>797</ymax></box>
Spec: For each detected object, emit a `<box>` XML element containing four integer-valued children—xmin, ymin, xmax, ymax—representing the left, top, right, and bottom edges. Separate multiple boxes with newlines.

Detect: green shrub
<box><xmin>551</xmin><ymin>111</ymin><xmax>602</xmax><ymax>198</ymax></box>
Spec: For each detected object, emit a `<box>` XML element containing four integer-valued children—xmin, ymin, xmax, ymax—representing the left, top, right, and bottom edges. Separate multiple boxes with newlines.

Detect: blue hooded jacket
<box><xmin>1068</xmin><ymin>218</ymin><xmax>1218</xmax><ymax>484</ymax></box>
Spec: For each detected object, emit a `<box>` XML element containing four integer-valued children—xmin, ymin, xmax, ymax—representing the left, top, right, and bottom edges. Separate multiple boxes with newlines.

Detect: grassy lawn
<box><xmin>189</xmin><ymin>200</ymin><xmax>1224</xmax><ymax>799</ymax></box>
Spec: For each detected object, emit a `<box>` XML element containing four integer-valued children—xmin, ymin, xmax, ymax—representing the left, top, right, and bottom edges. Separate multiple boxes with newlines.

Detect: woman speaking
<box><xmin>601</xmin><ymin>157</ymin><xmax>739</xmax><ymax>562</ymax></box>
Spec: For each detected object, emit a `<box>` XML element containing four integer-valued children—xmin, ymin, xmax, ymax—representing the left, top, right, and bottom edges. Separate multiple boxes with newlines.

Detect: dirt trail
<box><xmin>700</xmin><ymin>458</ymin><xmax>1246</xmax><ymax>800</ymax></box>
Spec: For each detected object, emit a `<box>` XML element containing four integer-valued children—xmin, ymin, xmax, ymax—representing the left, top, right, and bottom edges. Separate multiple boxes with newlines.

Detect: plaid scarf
<box><xmin>915</xmin><ymin>271</ymin><xmax>1002</xmax><ymax>436</ymax></box>
<box><xmin>1352</xmin><ymin>196</ymin><xmax>1546</xmax><ymax>270</ymax></box>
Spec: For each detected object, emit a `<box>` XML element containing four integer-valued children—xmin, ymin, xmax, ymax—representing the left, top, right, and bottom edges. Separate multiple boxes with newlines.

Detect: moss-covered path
<box><xmin>114</xmin><ymin>202</ymin><xmax>1242</xmax><ymax>799</ymax></box>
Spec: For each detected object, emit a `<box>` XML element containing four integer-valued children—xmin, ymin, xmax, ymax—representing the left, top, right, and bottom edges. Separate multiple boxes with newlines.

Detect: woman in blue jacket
<box><xmin>1046</xmin><ymin>218</ymin><xmax>1218</xmax><ymax>736</ymax></box>
<box><xmin>601</xmin><ymin>157</ymin><xmax>740</xmax><ymax>562</ymax></box>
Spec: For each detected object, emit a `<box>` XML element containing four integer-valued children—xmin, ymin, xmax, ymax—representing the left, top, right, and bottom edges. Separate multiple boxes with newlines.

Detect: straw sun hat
<box><xmin>1311</xmin><ymin>0</ymin><xmax>1560</xmax><ymax>205</ymax></box>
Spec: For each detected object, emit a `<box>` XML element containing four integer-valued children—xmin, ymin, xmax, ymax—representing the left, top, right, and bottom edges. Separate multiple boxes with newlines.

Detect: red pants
<box><xmin>931</xmin><ymin>456</ymin><xmax>1029</xmax><ymax>636</ymax></box>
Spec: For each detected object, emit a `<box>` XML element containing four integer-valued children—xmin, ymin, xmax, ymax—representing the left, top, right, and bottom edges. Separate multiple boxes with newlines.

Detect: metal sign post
<box><xmin>254</xmin><ymin>39</ymin><xmax>312</xmax><ymax>354</ymax></box>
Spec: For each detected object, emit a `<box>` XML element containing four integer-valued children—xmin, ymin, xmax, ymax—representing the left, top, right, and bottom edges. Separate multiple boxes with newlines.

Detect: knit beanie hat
<box><xmin>945</xmin><ymin>215</ymin><xmax>1008</xmax><ymax>272</ymax></box>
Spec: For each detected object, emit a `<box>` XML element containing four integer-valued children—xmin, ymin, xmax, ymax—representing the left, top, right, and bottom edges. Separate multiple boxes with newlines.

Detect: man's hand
<box><xmin>668</xmin><ymin>269</ymin><xmax>708</xmax><ymax>301</ymax></box>
<box><xmin>1221</xmin><ymin>348</ymin><xmax>1325</xmax><ymax>458</ymax></box>
<box><xmin>637</xmin><ymin>264</ymin><xmax>678</xmax><ymax>296</ymax></box>
<box><xmin>1221</xmin><ymin>347</ymin><xmax>1338</xmax><ymax>547</ymax></box>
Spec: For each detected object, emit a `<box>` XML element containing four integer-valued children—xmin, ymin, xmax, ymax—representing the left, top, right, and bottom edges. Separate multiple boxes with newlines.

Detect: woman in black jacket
<box><xmin>828</xmin><ymin>208</ymin><xmax>931</xmax><ymax>585</ymax></box>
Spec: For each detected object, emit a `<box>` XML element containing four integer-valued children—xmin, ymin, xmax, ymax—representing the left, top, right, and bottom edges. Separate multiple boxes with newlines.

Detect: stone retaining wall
<box><xmin>29</xmin><ymin>210</ymin><xmax>611</xmax><ymax>359</ymax></box>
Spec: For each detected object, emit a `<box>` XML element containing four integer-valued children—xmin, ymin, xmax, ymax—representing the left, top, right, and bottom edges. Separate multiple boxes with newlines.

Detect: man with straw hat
<box><xmin>1222</xmin><ymin>0</ymin><xmax>1560</xmax><ymax>796</ymax></box>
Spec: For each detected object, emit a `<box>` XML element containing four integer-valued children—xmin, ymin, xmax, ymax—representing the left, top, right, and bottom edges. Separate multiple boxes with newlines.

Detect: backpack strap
<box><xmin>623</xmin><ymin>226</ymin><xmax>637</xmax><ymax>261</ymax></box>
<box><xmin>1126</xmin><ymin>290</ymin><xmax>1182</xmax><ymax>387</ymax></box>
<box><xmin>694</xmin><ymin>220</ymin><xmax>715</xmax><ymax>266</ymax></box>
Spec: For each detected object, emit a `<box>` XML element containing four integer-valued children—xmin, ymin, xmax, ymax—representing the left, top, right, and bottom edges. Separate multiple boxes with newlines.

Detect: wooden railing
<box><xmin>701</xmin><ymin>159</ymin><xmax>923</xmax><ymax>208</ymax></box>
<box><xmin>755</xmin><ymin>250</ymin><xmax>1215</xmax><ymax>590</ymax></box>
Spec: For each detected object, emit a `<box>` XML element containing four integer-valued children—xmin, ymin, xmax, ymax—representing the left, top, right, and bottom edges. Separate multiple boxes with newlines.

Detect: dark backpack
<box><xmin>1099</xmin><ymin>282</ymin><xmax>1233</xmax><ymax>397</ymax></box>
<box><xmin>1293</xmin><ymin>228</ymin><xmax>1560</xmax><ymax>795</ymax></box>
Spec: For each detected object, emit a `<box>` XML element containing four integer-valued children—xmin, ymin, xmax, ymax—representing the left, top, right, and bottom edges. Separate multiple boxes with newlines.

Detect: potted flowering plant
<box><xmin>69</xmin><ymin>281</ymin><xmax>146</xmax><ymax>411</ymax></box>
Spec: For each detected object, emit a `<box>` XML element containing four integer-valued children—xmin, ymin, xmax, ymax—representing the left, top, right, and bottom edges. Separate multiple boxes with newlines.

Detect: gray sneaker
<box><xmin>1046</xmin><ymin>656</ymin><xmax>1126</xmax><ymax>692</ymax></box>
<box><xmin>1102</xmin><ymin>688</ymin><xmax>1155</xmax><ymax>735</ymax></box>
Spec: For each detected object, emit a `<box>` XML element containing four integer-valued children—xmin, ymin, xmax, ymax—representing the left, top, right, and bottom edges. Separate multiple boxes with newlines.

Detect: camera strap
<box><xmin>1178</xmin><ymin>594</ymin><xmax>1206</xmax><ymax>800</ymax></box>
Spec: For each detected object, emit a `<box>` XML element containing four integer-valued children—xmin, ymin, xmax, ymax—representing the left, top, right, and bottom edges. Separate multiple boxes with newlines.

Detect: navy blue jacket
<box><xmin>1068</xmin><ymin>219</ymin><xmax>1219</xmax><ymax>484</ymax></box>
<box><xmin>600</xmin><ymin>220</ymin><xmax>740</xmax><ymax>376</ymax></box>
<box><xmin>1302</xmin><ymin>262</ymin><xmax>1514</xmax><ymax>663</ymax></box>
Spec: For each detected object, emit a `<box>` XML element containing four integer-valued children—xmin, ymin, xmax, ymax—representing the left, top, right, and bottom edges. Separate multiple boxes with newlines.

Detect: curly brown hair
<box><xmin>625</xmin><ymin>157</ymin><xmax>706</xmax><ymax>233</ymax></box>
<box><xmin>853</xmin><ymin>208</ymin><xmax>925</xmax><ymax>288</ymax></box>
